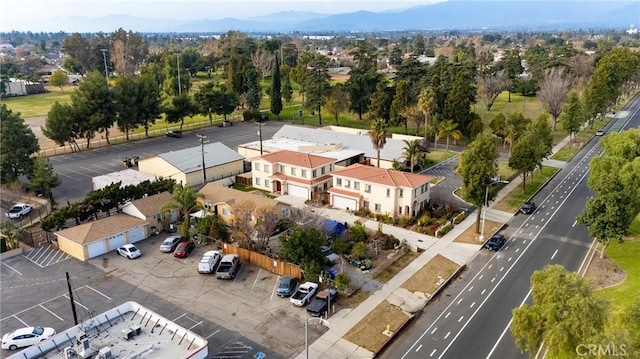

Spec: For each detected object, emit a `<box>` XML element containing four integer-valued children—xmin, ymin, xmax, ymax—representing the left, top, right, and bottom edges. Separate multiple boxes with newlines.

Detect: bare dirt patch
<box><xmin>330</xmin><ymin>74</ymin><xmax>349</xmax><ymax>83</ymax></box>
<box><xmin>374</xmin><ymin>250</ymin><xmax>420</xmax><ymax>283</ymax></box>
<box><xmin>584</xmin><ymin>251</ymin><xmax>626</xmax><ymax>289</ymax></box>
<box><xmin>343</xmin><ymin>300</ymin><xmax>411</xmax><ymax>353</ymax></box>
<box><xmin>492</xmin><ymin>200</ymin><xmax>516</xmax><ymax>213</ymax></box>
<box><xmin>454</xmin><ymin>219</ymin><xmax>502</xmax><ymax>244</ymax></box>
<box><xmin>401</xmin><ymin>254</ymin><xmax>460</xmax><ymax>295</ymax></box>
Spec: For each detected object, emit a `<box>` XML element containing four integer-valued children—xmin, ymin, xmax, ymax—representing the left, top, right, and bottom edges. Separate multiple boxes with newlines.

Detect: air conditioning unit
<box><xmin>96</xmin><ymin>347</ymin><xmax>112</xmax><ymax>359</ymax></box>
<box><xmin>64</xmin><ymin>346</ymin><xmax>77</xmax><ymax>359</ymax></box>
<box><xmin>130</xmin><ymin>324</ymin><xmax>141</xmax><ymax>336</ymax></box>
<box><xmin>122</xmin><ymin>328</ymin><xmax>134</xmax><ymax>340</ymax></box>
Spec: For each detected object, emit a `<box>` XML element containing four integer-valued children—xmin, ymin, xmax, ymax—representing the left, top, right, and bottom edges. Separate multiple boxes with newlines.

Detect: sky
<box><xmin>0</xmin><ymin>0</ymin><xmax>446</xmax><ymax>31</ymax></box>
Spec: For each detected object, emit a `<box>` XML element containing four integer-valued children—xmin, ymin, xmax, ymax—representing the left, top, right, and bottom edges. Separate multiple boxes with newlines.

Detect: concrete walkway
<box><xmin>284</xmin><ymin>133</ymin><xmax>575</xmax><ymax>359</ymax></box>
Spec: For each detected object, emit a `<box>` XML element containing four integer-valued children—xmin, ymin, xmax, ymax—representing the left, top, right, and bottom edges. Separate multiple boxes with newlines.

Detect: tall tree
<box><xmin>369</xmin><ymin>81</ymin><xmax>393</xmax><ymax>122</ymax></box>
<box><xmin>438</xmin><ymin>120</ymin><xmax>462</xmax><ymax>152</ymax></box>
<box><xmin>390</xmin><ymin>79</ymin><xmax>411</xmax><ymax>134</ymax></box>
<box><xmin>49</xmin><ymin>70</ymin><xmax>69</xmax><ymax>92</ymax></box>
<box><xmin>538</xmin><ymin>67</ymin><xmax>572</xmax><ymax>131</ymax></box>
<box><xmin>42</xmin><ymin>101</ymin><xmax>80</xmax><ymax>152</ymax></box>
<box><xmin>528</xmin><ymin>114</ymin><xmax>554</xmax><ymax>174</ymax></box>
<box><xmin>499</xmin><ymin>47</ymin><xmax>524</xmax><ymax>103</ymax></box>
<box><xmin>477</xmin><ymin>69</ymin><xmax>506</xmax><ymax>111</ymax></box>
<box><xmin>418</xmin><ymin>86</ymin><xmax>437</xmax><ymax>146</ymax></box>
<box><xmin>136</xmin><ymin>74</ymin><xmax>162</xmax><ymax>137</ymax></box>
<box><xmin>112</xmin><ymin>75</ymin><xmax>139</xmax><ymax>140</ymax></box>
<box><xmin>457</xmin><ymin>130</ymin><xmax>498</xmax><ymax>233</ymax></box>
<box><xmin>325</xmin><ymin>83</ymin><xmax>349</xmax><ymax>126</ymax></box>
<box><xmin>559</xmin><ymin>90</ymin><xmax>584</xmax><ymax>141</ymax></box>
<box><xmin>0</xmin><ymin>105</ymin><xmax>40</xmax><ymax>183</ymax></box>
<box><xmin>194</xmin><ymin>82</ymin><xmax>218</xmax><ymax>125</ymax></box>
<box><xmin>71</xmin><ymin>71</ymin><xmax>116</xmax><ymax>147</ymax></box>
<box><xmin>245</xmin><ymin>65</ymin><xmax>262</xmax><ymax>111</ymax></box>
<box><xmin>346</xmin><ymin>45</ymin><xmax>379</xmax><ymax>120</ymax></box>
<box><xmin>161</xmin><ymin>184</ymin><xmax>204</xmax><ymax>222</ymax></box>
<box><xmin>368</xmin><ymin>119</ymin><xmax>388</xmax><ymax>168</ymax></box>
<box><xmin>30</xmin><ymin>157</ymin><xmax>61</xmax><ymax>201</ymax></box>
<box><xmin>401</xmin><ymin>104</ymin><xmax>424</xmax><ymax>136</ymax></box>
<box><xmin>503</xmin><ymin>112</ymin><xmax>530</xmax><ymax>154</ymax></box>
<box><xmin>281</xmin><ymin>66</ymin><xmax>293</xmax><ymax>104</ymax></box>
<box><xmin>213</xmin><ymin>88</ymin><xmax>239</xmax><ymax>122</ymax></box>
<box><xmin>511</xmin><ymin>265</ymin><xmax>607</xmax><ymax>358</ymax></box>
<box><xmin>304</xmin><ymin>54</ymin><xmax>331</xmax><ymax>125</ymax></box>
<box><xmin>443</xmin><ymin>70</ymin><xmax>474</xmax><ymax>136</ymax></box>
<box><xmin>62</xmin><ymin>33</ymin><xmax>92</xmax><ymax>74</ymax></box>
<box><xmin>402</xmin><ymin>139</ymin><xmax>421</xmax><ymax>173</ymax></box>
<box><xmin>110</xmin><ymin>28</ymin><xmax>148</xmax><ymax>76</ymax></box>
<box><xmin>508</xmin><ymin>133</ymin><xmax>538</xmax><ymax>191</ymax></box>
<box><xmin>270</xmin><ymin>54</ymin><xmax>282</xmax><ymax>118</ymax></box>
<box><xmin>164</xmin><ymin>94</ymin><xmax>198</xmax><ymax>131</ymax></box>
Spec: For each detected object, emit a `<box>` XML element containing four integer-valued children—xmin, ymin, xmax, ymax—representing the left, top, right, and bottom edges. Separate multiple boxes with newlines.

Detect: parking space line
<box><xmin>86</xmin><ymin>285</ymin><xmax>112</xmax><ymax>301</ymax></box>
<box><xmin>205</xmin><ymin>329</ymin><xmax>220</xmax><ymax>339</ymax></box>
<box><xmin>173</xmin><ymin>313</ymin><xmax>187</xmax><ymax>321</ymax></box>
<box><xmin>39</xmin><ymin>304</ymin><xmax>64</xmax><ymax>321</ymax></box>
<box><xmin>251</xmin><ymin>269</ymin><xmax>262</xmax><ymax>290</ymax></box>
<box><xmin>62</xmin><ymin>294</ymin><xmax>89</xmax><ymax>311</ymax></box>
<box><xmin>0</xmin><ymin>261</ymin><xmax>23</xmax><ymax>275</ymax></box>
<box><xmin>189</xmin><ymin>321</ymin><xmax>203</xmax><ymax>330</ymax></box>
<box><xmin>233</xmin><ymin>264</ymin><xmax>244</xmax><ymax>283</ymax></box>
<box><xmin>13</xmin><ymin>315</ymin><xmax>29</xmax><ymax>327</ymax></box>
<box><xmin>271</xmin><ymin>275</ymin><xmax>281</xmax><ymax>300</ymax></box>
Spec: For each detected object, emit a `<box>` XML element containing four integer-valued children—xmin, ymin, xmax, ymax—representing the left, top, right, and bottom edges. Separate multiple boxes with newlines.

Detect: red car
<box><xmin>173</xmin><ymin>241</ymin><xmax>195</xmax><ymax>258</ymax></box>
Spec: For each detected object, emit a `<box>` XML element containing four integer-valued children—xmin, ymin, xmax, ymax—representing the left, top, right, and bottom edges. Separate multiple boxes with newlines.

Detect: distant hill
<box><xmin>28</xmin><ymin>1</ymin><xmax>637</xmax><ymax>33</ymax></box>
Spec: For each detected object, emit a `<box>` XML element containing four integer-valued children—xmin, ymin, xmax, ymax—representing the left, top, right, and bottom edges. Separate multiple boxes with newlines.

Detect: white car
<box><xmin>117</xmin><ymin>244</ymin><xmax>141</xmax><ymax>259</ymax></box>
<box><xmin>5</xmin><ymin>203</ymin><xmax>32</xmax><ymax>219</ymax></box>
<box><xmin>1</xmin><ymin>326</ymin><xmax>56</xmax><ymax>350</ymax></box>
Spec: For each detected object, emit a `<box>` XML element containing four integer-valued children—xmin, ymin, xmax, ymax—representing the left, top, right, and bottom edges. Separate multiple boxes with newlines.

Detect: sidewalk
<box><xmin>286</xmin><ymin>134</ymin><xmax>574</xmax><ymax>359</ymax></box>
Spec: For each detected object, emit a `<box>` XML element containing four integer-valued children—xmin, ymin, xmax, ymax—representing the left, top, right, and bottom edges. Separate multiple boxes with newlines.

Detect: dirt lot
<box><xmin>454</xmin><ymin>219</ymin><xmax>503</xmax><ymax>244</ymax></box>
<box><xmin>343</xmin><ymin>300</ymin><xmax>412</xmax><ymax>353</ymax></box>
<box><xmin>401</xmin><ymin>254</ymin><xmax>460</xmax><ymax>295</ymax></box>
<box><xmin>584</xmin><ymin>251</ymin><xmax>625</xmax><ymax>289</ymax></box>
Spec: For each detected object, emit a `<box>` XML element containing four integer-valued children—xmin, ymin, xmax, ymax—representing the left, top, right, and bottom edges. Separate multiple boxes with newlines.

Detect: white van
<box><xmin>198</xmin><ymin>250</ymin><xmax>221</xmax><ymax>274</ymax></box>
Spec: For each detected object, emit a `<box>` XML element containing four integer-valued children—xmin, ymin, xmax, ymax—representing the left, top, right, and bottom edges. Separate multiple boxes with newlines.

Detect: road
<box><xmin>49</xmin><ymin>121</ymin><xmax>283</xmax><ymax>204</ymax></box>
<box><xmin>380</xmin><ymin>94</ymin><xmax>640</xmax><ymax>359</ymax></box>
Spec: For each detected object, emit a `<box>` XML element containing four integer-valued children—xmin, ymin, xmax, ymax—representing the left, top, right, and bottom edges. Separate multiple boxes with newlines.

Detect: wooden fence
<box><xmin>220</xmin><ymin>242</ymin><xmax>302</xmax><ymax>279</ymax></box>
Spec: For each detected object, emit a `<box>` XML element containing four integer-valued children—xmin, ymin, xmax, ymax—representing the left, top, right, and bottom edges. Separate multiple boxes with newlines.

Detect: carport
<box><xmin>55</xmin><ymin>214</ymin><xmax>149</xmax><ymax>261</ymax></box>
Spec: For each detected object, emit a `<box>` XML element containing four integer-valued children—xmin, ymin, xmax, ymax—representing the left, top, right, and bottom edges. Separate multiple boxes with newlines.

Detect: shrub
<box><xmin>379</xmin><ymin>233</ymin><xmax>400</xmax><ymax>250</ymax></box>
<box><xmin>453</xmin><ymin>211</ymin><xmax>466</xmax><ymax>224</ymax></box>
<box><xmin>335</xmin><ymin>272</ymin><xmax>351</xmax><ymax>287</ymax></box>
<box><xmin>355</xmin><ymin>207</ymin><xmax>372</xmax><ymax>218</ymax></box>
<box><xmin>397</xmin><ymin>216</ymin><xmax>415</xmax><ymax>228</ymax></box>
<box><xmin>242</xmin><ymin>109</ymin><xmax>262</xmax><ymax>122</ymax></box>
<box><xmin>436</xmin><ymin>222</ymin><xmax>453</xmax><ymax>237</ymax></box>
<box><xmin>348</xmin><ymin>221</ymin><xmax>368</xmax><ymax>242</ymax></box>
<box><xmin>352</xmin><ymin>242</ymin><xmax>369</xmax><ymax>260</ymax></box>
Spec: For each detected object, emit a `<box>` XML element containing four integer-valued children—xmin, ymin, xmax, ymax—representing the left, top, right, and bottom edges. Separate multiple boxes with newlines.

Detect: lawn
<box><xmin>597</xmin><ymin>214</ymin><xmax>640</xmax><ymax>315</ymax></box>
<box><xmin>474</xmin><ymin>91</ymin><xmax>546</xmax><ymax>124</ymax></box>
<box><xmin>3</xmin><ymin>87</ymin><xmax>72</xmax><ymax>118</ymax></box>
<box><xmin>492</xmin><ymin>166</ymin><xmax>558</xmax><ymax>212</ymax></box>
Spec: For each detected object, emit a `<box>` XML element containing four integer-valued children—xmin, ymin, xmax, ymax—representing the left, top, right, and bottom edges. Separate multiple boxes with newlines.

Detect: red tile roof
<box><xmin>331</xmin><ymin>164</ymin><xmax>431</xmax><ymax>188</ymax></box>
<box><xmin>260</xmin><ymin>150</ymin><xmax>334</xmax><ymax>168</ymax></box>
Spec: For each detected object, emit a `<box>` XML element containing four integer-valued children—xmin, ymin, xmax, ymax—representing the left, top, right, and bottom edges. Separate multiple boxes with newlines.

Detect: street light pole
<box><xmin>481</xmin><ymin>180</ymin><xmax>509</xmax><ymax>241</ymax></box>
<box><xmin>305</xmin><ymin>317</ymin><xmax>330</xmax><ymax>359</ymax></box>
<box><xmin>197</xmin><ymin>134</ymin><xmax>207</xmax><ymax>184</ymax></box>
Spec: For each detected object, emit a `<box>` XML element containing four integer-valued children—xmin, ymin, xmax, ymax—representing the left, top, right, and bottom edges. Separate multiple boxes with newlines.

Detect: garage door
<box><xmin>287</xmin><ymin>184</ymin><xmax>309</xmax><ymax>199</ymax></box>
<box><xmin>128</xmin><ymin>226</ymin><xmax>145</xmax><ymax>243</ymax></box>
<box><xmin>107</xmin><ymin>233</ymin><xmax>126</xmax><ymax>251</ymax></box>
<box><xmin>87</xmin><ymin>240</ymin><xmax>106</xmax><ymax>259</ymax></box>
<box><xmin>333</xmin><ymin>195</ymin><xmax>357</xmax><ymax>210</ymax></box>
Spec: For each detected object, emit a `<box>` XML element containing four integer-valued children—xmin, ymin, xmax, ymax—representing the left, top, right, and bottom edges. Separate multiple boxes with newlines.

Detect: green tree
<box><xmin>443</xmin><ymin>70</ymin><xmax>474</xmax><ymax>135</ymax></box>
<box><xmin>509</xmin><ymin>133</ymin><xmax>538</xmax><ymax>192</ymax></box>
<box><xmin>62</xmin><ymin>33</ymin><xmax>92</xmax><ymax>74</ymax></box>
<box><xmin>164</xmin><ymin>94</ymin><xmax>198</xmax><ymax>130</ymax></box>
<box><xmin>369</xmin><ymin>80</ymin><xmax>393</xmax><ymax>122</ymax></box>
<box><xmin>457</xmin><ymin>130</ymin><xmax>498</xmax><ymax>233</ymax></box>
<box><xmin>279</xmin><ymin>226</ymin><xmax>326</xmax><ymax>268</ymax></box>
<box><xmin>418</xmin><ymin>86</ymin><xmax>436</xmax><ymax>145</ymax></box>
<box><xmin>402</xmin><ymin>139</ymin><xmax>421</xmax><ymax>173</ymax></box>
<box><xmin>528</xmin><ymin>114</ymin><xmax>554</xmax><ymax>174</ymax></box>
<box><xmin>71</xmin><ymin>71</ymin><xmax>116</xmax><ymax>147</ymax></box>
<box><xmin>0</xmin><ymin>105</ymin><xmax>40</xmax><ymax>184</ymax></box>
<box><xmin>245</xmin><ymin>65</ymin><xmax>261</xmax><ymax>110</ymax></box>
<box><xmin>304</xmin><ymin>55</ymin><xmax>331</xmax><ymax>125</ymax></box>
<box><xmin>369</xmin><ymin>119</ymin><xmax>388</xmax><ymax>168</ymax></box>
<box><xmin>437</xmin><ymin>120</ymin><xmax>462</xmax><ymax>152</ymax></box>
<box><xmin>212</xmin><ymin>88</ymin><xmax>239</xmax><ymax>122</ymax></box>
<box><xmin>390</xmin><ymin>79</ymin><xmax>411</xmax><ymax>134</ymax></box>
<box><xmin>281</xmin><ymin>66</ymin><xmax>293</xmax><ymax>104</ymax></box>
<box><xmin>511</xmin><ymin>265</ymin><xmax>607</xmax><ymax>358</ymax></box>
<box><xmin>346</xmin><ymin>45</ymin><xmax>379</xmax><ymax>120</ymax></box>
<box><xmin>499</xmin><ymin>47</ymin><xmax>524</xmax><ymax>103</ymax></box>
<box><xmin>49</xmin><ymin>70</ymin><xmax>69</xmax><ymax>91</ymax></box>
<box><xmin>136</xmin><ymin>74</ymin><xmax>162</xmax><ymax>137</ymax></box>
<box><xmin>503</xmin><ymin>112</ymin><xmax>530</xmax><ymax>154</ymax></box>
<box><xmin>559</xmin><ymin>90</ymin><xmax>584</xmax><ymax>141</ymax></box>
<box><xmin>161</xmin><ymin>184</ymin><xmax>204</xmax><ymax>222</ymax></box>
<box><xmin>194</xmin><ymin>82</ymin><xmax>218</xmax><ymax>125</ymax></box>
<box><xmin>270</xmin><ymin>54</ymin><xmax>283</xmax><ymax>118</ymax></box>
<box><xmin>325</xmin><ymin>83</ymin><xmax>349</xmax><ymax>126</ymax></box>
<box><xmin>30</xmin><ymin>157</ymin><xmax>61</xmax><ymax>201</ymax></box>
<box><xmin>42</xmin><ymin>101</ymin><xmax>80</xmax><ymax>151</ymax></box>
<box><xmin>112</xmin><ymin>75</ymin><xmax>140</xmax><ymax>140</ymax></box>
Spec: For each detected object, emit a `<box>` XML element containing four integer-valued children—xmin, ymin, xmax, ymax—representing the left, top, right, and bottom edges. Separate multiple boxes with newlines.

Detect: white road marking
<box><xmin>0</xmin><ymin>261</ymin><xmax>22</xmax><ymax>275</ymax></box>
<box><xmin>467</xmin><ymin>286</ymin><xmax>473</xmax><ymax>292</ymax></box>
<box><xmin>13</xmin><ymin>315</ymin><xmax>29</xmax><ymax>327</ymax></box>
<box><xmin>516</xmin><ymin>248</ymin><xmax>520</xmax><ymax>253</ymax></box>
<box><xmin>485</xmin><ymin>288</ymin><xmax>533</xmax><ymax>359</ymax></box>
<box><xmin>444</xmin><ymin>332</ymin><xmax>451</xmax><ymax>339</ymax></box>
<box><xmin>508</xmin><ymin>257</ymin><xmax>512</xmax><ymax>262</ymax></box>
<box><xmin>251</xmin><ymin>269</ymin><xmax>262</xmax><ymax>290</ymax></box>
<box><xmin>431</xmin><ymin>327</ymin><xmax>438</xmax><ymax>335</ymax></box>
<box><xmin>40</xmin><ymin>304</ymin><xmax>64</xmax><ymax>321</ymax></box>
<box><xmin>445</xmin><ymin>312</ymin><xmax>451</xmax><ymax>319</ymax></box>
<box><xmin>551</xmin><ymin>249</ymin><xmax>559</xmax><ymax>260</ymax></box>
<box><xmin>572</xmin><ymin>220</ymin><xmax>577</xmax><ymax>227</ymax></box>
<box><xmin>189</xmin><ymin>321</ymin><xmax>203</xmax><ymax>330</ymax></box>
<box><xmin>430</xmin><ymin>349</ymin><xmax>437</xmax><ymax>357</ymax></box>
<box><xmin>470</xmin><ymin>302</ymin><xmax>476</xmax><ymax>308</ymax></box>
<box><xmin>62</xmin><ymin>295</ymin><xmax>88</xmax><ymax>311</ymax></box>
<box><xmin>173</xmin><ymin>313</ymin><xmax>187</xmax><ymax>321</ymax></box>
<box><xmin>458</xmin><ymin>316</ymin><xmax>464</xmax><ymax>322</ymax></box>
<box><xmin>416</xmin><ymin>344</ymin><xmax>422</xmax><ymax>352</ymax></box>
<box><xmin>86</xmin><ymin>285</ymin><xmax>112</xmax><ymax>300</ymax></box>
<box><xmin>205</xmin><ymin>329</ymin><xmax>220</xmax><ymax>339</ymax></box>
<box><xmin>481</xmin><ymin>289</ymin><xmax>486</xmax><ymax>295</ymax></box>
<box><xmin>457</xmin><ymin>298</ymin><xmax>463</xmax><ymax>304</ymax></box>
<box><xmin>478</xmin><ymin>275</ymin><xmax>483</xmax><ymax>280</ymax></box>
<box><xmin>271</xmin><ymin>275</ymin><xmax>281</xmax><ymax>300</ymax></box>
<box><xmin>500</xmin><ymin>267</ymin><xmax>504</xmax><ymax>272</ymax></box>
<box><xmin>491</xmin><ymin>277</ymin><xmax>496</xmax><ymax>283</ymax></box>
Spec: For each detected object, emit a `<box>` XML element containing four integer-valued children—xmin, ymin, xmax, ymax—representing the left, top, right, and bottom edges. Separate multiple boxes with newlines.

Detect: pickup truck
<box><xmin>290</xmin><ymin>282</ymin><xmax>318</xmax><ymax>307</ymax></box>
<box><xmin>307</xmin><ymin>288</ymin><xmax>338</xmax><ymax>317</ymax></box>
<box><xmin>215</xmin><ymin>254</ymin><xmax>240</xmax><ymax>279</ymax></box>
<box><xmin>5</xmin><ymin>203</ymin><xmax>32</xmax><ymax>219</ymax></box>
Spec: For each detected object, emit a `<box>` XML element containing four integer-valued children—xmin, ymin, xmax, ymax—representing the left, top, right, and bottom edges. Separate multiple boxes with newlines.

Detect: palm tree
<box><xmin>402</xmin><ymin>139</ymin><xmax>421</xmax><ymax>173</ymax></box>
<box><xmin>418</xmin><ymin>86</ymin><xmax>436</xmax><ymax>145</ymax></box>
<box><xmin>368</xmin><ymin>119</ymin><xmax>388</xmax><ymax>168</ymax></box>
<box><xmin>161</xmin><ymin>184</ymin><xmax>204</xmax><ymax>222</ymax></box>
<box><xmin>438</xmin><ymin>120</ymin><xmax>462</xmax><ymax>152</ymax></box>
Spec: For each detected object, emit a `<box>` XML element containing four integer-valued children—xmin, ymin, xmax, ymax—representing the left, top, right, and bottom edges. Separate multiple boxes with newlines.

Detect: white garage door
<box><xmin>128</xmin><ymin>226</ymin><xmax>145</xmax><ymax>244</ymax></box>
<box><xmin>333</xmin><ymin>196</ymin><xmax>357</xmax><ymax>210</ymax></box>
<box><xmin>107</xmin><ymin>233</ymin><xmax>126</xmax><ymax>251</ymax></box>
<box><xmin>87</xmin><ymin>240</ymin><xmax>106</xmax><ymax>259</ymax></box>
<box><xmin>287</xmin><ymin>184</ymin><xmax>309</xmax><ymax>199</ymax></box>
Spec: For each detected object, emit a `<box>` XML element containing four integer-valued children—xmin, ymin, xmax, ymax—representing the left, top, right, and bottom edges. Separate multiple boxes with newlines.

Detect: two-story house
<box><xmin>328</xmin><ymin>164</ymin><xmax>431</xmax><ymax>217</ymax></box>
<box><xmin>251</xmin><ymin>150</ymin><xmax>336</xmax><ymax>200</ymax></box>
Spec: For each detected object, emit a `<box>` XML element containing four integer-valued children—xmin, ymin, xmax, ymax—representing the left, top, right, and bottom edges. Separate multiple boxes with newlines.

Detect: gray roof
<box><xmin>273</xmin><ymin>125</ymin><xmax>406</xmax><ymax>161</ymax></box>
<box><xmin>159</xmin><ymin>142</ymin><xmax>243</xmax><ymax>174</ymax></box>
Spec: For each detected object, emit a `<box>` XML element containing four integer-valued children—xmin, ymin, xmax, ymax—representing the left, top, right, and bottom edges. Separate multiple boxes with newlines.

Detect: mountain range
<box><xmin>30</xmin><ymin>1</ymin><xmax>640</xmax><ymax>33</ymax></box>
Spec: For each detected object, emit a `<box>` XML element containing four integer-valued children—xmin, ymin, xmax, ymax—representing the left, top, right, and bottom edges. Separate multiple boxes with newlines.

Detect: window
<box><xmin>280</xmin><ymin>165</ymin><xmax>286</xmax><ymax>172</ymax></box>
<box><xmin>291</xmin><ymin>167</ymin><xmax>296</xmax><ymax>176</ymax></box>
<box><xmin>321</xmin><ymin>166</ymin><xmax>326</xmax><ymax>175</ymax></box>
<box><xmin>398</xmin><ymin>207</ymin><xmax>402</xmax><ymax>214</ymax></box>
<box><xmin>363</xmin><ymin>201</ymin><xmax>369</xmax><ymax>209</ymax></box>
<box><xmin>263</xmin><ymin>164</ymin><xmax>270</xmax><ymax>173</ymax></box>
<box><xmin>354</xmin><ymin>181</ymin><xmax>360</xmax><ymax>190</ymax></box>
<box><xmin>255</xmin><ymin>177</ymin><xmax>261</xmax><ymax>186</ymax></box>
<box><xmin>301</xmin><ymin>169</ymin><xmax>307</xmax><ymax>178</ymax></box>
<box><xmin>312</xmin><ymin>169</ymin><xmax>317</xmax><ymax>177</ymax></box>
<box><xmin>254</xmin><ymin>162</ymin><xmax>260</xmax><ymax>171</ymax></box>
<box><xmin>336</xmin><ymin>178</ymin><xmax>342</xmax><ymax>186</ymax></box>
<box><xmin>323</xmin><ymin>182</ymin><xmax>328</xmax><ymax>190</ymax></box>
<box><xmin>264</xmin><ymin>180</ymin><xmax>270</xmax><ymax>187</ymax></box>
<box><xmin>365</xmin><ymin>184</ymin><xmax>371</xmax><ymax>193</ymax></box>
<box><xmin>344</xmin><ymin>180</ymin><xmax>351</xmax><ymax>188</ymax></box>
<box><xmin>222</xmin><ymin>208</ymin><xmax>230</xmax><ymax>216</ymax></box>
<box><xmin>386</xmin><ymin>188</ymin><xmax>391</xmax><ymax>197</ymax></box>
<box><xmin>399</xmin><ymin>189</ymin><xmax>404</xmax><ymax>198</ymax></box>
<box><xmin>282</xmin><ymin>208</ymin><xmax>290</xmax><ymax>217</ymax></box>
<box><xmin>375</xmin><ymin>203</ymin><xmax>382</xmax><ymax>212</ymax></box>
<box><xmin>421</xmin><ymin>184</ymin><xmax>428</xmax><ymax>193</ymax></box>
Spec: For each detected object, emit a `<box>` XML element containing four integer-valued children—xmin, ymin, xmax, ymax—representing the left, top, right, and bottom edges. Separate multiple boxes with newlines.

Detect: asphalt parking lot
<box><xmin>1</xmin><ymin>234</ymin><xmax>328</xmax><ymax>359</ymax></box>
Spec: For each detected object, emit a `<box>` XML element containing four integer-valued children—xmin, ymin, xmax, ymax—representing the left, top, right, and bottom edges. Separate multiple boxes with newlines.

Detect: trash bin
<box><xmin>297</xmin><ymin>109</ymin><xmax>302</xmax><ymax>118</ymax></box>
<box><xmin>330</xmin><ymin>269</ymin><xmax>338</xmax><ymax>279</ymax></box>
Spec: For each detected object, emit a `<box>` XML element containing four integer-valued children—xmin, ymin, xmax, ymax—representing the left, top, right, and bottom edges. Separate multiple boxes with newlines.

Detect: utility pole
<box><xmin>100</xmin><ymin>48</ymin><xmax>109</xmax><ymax>81</ymax></box>
<box><xmin>66</xmin><ymin>272</ymin><xmax>79</xmax><ymax>325</ymax></box>
<box><xmin>197</xmin><ymin>134</ymin><xmax>207</xmax><ymax>184</ymax></box>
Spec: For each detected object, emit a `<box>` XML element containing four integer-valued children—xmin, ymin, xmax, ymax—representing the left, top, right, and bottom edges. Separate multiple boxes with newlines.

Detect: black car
<box><xmin>484</xmin><ymin>234</ymin><xmax>506</xmax><ymax>251</ymax></box>
<box><xmin>520</xmin><ymin>201</ymin><xmax>537</xmax><ymax>214</ymax></box>
<box><xmin>166</xmin><ymin>130</ymin><xmax>183</xmax><ymax>138</ymax></box>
